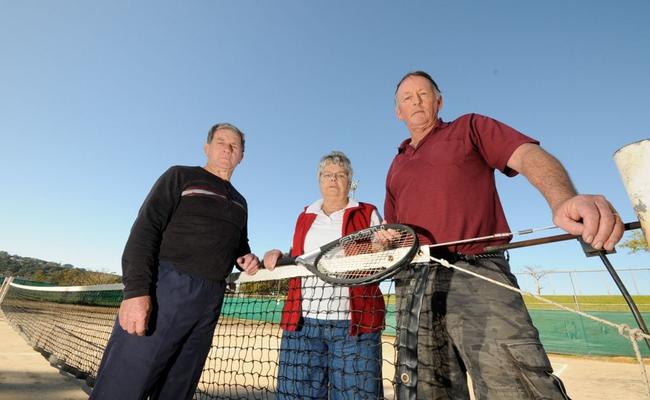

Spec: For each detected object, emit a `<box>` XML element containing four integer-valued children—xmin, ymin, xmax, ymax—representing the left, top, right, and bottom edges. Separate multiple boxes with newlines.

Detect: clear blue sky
<box><xmin>1</xmin><ymin>1</ymin><xmax>649</xmax><ymax>293</ymax></box>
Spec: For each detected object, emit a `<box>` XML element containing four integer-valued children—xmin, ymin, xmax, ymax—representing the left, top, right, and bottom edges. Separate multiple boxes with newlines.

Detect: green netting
<box><xmin>4</xmin><ymin>285</ymin><xmax>123</xmax><ymax>307</ymax></box>
<box><xmin>221</xmin><ymin>296</ymin><xmax>650</xmax><ymax>357</ymax></box>
<box><xmin>530</xmin><ymin>309</ymin><xmax>650</xmax><ymax>357</ymax></box>
<box><xmin>220</xmin><ymin>295</ymin><xmax>284</xmax><ymax>324</ymax></box>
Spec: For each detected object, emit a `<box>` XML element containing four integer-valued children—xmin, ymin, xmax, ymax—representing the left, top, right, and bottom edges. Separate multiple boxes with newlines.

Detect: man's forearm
<box><xmin>508</xmin><ymin>143</ymin><xmax>577</xmax><ymax>211</ymax></box>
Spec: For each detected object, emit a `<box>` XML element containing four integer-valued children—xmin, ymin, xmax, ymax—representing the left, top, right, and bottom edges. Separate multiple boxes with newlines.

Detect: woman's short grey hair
<box><xmin>318</xmin><ymin>151</ymin><xmax>353</xmax><ymax>182</ymax></box>
<box><xmin>207</xmin><ymin>122</ymin><xmax>245</xmax><ymax>152</ymax></box>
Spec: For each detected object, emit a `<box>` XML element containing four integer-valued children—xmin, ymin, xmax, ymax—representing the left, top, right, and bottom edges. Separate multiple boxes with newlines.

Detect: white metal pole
<box><xmin>614</xmin><ymin>139</ymin><xmax>650</xmax><ymax>244</ymax></box>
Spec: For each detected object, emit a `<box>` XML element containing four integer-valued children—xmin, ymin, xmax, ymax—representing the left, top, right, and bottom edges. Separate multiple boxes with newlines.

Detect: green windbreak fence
<box><xmin>381</xmin><ymin>306</ymin><xmax>649</xmax><ymax>357</ymax></box>
<box><xmin>4</xmin><ymin>282</ymin><xmax>123</xmax><ymax>306</ymax></box>
<box><xmin>222</xmin><ymin>297</ymin><xmax>650</xmax><ymax>358</ymax></box>
<box><xmin>529</xmin><ymin>309</ymin><xmax>650</xmax><ymax>357</ymax></box>
<box><xmin>221</xmin><ymin>296</ymin><xmax>285</xmax><ymax>324</ymax></box>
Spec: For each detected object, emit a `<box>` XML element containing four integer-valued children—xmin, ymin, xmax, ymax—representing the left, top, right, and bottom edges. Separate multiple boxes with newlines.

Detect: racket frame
<box><xmin>307</xmin><ymin>223</ymin><xmax>421</xmax><ymax>286</ymax></box>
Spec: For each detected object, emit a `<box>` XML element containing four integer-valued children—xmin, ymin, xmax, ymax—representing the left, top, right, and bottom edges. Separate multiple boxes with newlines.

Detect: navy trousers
<box><xmin>90</xmin><ymin>262</ymin><xmax>226</xmax><ymax>400</ymax></box>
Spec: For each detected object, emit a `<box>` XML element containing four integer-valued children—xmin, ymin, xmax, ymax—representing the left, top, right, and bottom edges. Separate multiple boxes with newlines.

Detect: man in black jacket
<box><xmin>91</xmin><ymin>123</ymin><xmax>260</xmax><ymax>400</ymax></box>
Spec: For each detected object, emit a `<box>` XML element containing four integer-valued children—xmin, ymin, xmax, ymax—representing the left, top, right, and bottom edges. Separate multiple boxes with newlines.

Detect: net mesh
<box><xmin>0</xmin><ymin>276</ymin><xmax>402</xmax><ymax>399</ymax></box>
<box><xmin>3</xmin><ymin>270</ymin><xmax>648</xmax><ymax>398</ymax></box>
<box><xmin>0</xmin><ymin>283</ymin><xmax>119</xmax><ymax>381</ymax></box>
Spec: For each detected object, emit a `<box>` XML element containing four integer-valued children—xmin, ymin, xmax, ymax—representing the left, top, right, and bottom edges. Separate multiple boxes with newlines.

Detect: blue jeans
<box><xmin>277</xmin><ymin>317</ymin><xmax>383</xmax><ymax>400</ymax></box>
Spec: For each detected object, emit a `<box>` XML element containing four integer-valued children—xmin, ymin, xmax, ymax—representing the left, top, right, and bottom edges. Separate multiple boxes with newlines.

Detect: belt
<box><xmin>430</xmin><ymin>250</ymin><xmax>508</xmax><ymax>263</ymax></box>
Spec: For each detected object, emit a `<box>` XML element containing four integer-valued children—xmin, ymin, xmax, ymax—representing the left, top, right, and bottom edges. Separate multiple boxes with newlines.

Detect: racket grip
<box><xmin>276</xmin><ymin>255</ymin><xmax>297</xmax><ymax>266</ymax></box>
<box><xmin>259</xmin><ymin>255</ymin><xmax>297</xmax><ymax>269</ymax></box>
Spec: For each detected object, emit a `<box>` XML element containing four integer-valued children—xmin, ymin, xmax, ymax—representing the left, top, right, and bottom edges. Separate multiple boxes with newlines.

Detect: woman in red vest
<box><xmin>264</xmin><ymin>151</ymin><xmax>386</xmax><ymax>400</ymax></box>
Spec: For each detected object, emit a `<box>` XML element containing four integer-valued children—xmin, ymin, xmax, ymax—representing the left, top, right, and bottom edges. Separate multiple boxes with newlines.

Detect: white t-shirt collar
<box><xmin>305</xmin><ymin>198</ymin><xmax>359</xmax><ymax>215</ymax></box>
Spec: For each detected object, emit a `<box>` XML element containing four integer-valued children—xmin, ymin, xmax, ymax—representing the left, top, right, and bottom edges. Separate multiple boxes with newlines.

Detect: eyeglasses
<box><xmin>320</xmin><ymin>172</ymin><xmax>348</xmax><ymax>181</ymax></box>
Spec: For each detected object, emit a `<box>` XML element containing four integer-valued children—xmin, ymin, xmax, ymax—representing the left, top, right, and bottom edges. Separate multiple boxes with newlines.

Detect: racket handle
<box><xmin>259</xmin><ymin>255</ymin><xmax>297</xmax><ymax>269</ymax></box>
<box><xmin>276</xmin><ymin>255</ymin><xmax>298</xmax><ymax>266</ymax></box>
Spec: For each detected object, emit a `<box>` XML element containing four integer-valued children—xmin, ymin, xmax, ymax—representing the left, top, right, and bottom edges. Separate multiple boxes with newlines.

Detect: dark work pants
<box><xmin>395</xmin><ymin>259</ymin><xmax>570</xmax><ymax>400</ymax></box>
<box><xmin>90</xmin><ymin>262</ymin><xmax>226</xmax><ymax>400</ymax></box>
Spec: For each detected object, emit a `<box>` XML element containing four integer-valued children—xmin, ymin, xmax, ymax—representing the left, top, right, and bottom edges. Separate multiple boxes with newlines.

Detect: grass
<box><xmin>383</xmin><ymin>294</ymin><xmax>650</xmax><ymax>312</ymax></box>
<box><xmin>522</xmin><ymin>294</ymin><xmax>650</xmax><ymax>312</ymax></box>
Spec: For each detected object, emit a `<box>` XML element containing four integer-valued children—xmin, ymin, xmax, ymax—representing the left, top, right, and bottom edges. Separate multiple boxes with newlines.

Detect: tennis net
<box><xmin>0</xmin><ymin>269</ymin><xmax>404</xmax><ymax>399</ymax></box>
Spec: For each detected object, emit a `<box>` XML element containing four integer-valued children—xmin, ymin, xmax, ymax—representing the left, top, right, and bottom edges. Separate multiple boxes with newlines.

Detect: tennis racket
<box><xmin>266</xmin><ymin>223</ymin><xmax>426</xmax><ymax>286</ymax></box>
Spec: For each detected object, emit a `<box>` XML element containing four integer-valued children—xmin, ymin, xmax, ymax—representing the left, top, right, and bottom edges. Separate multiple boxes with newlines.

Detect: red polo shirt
<box><xmin>384</xmin><ymin>113</ymin><xmax>539</xmax><ymax>254</ymax></box>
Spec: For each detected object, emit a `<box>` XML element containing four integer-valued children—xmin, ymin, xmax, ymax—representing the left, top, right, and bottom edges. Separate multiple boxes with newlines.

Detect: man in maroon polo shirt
<box><xmin>385</xmin><ymin>71</ymin><xmax>623</xmax><ymax>399</ymax></box>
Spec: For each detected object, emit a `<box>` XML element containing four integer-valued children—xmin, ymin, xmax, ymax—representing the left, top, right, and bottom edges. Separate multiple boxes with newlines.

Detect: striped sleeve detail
<box><xmin>181</xmin><ymin>188</ymin><xmax>226</xmax><ymax>199</ymax></box>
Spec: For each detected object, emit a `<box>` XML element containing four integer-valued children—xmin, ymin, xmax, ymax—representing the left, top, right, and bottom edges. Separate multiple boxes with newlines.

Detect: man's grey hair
<box><xmin>318</xmin><ymin>150</ymin><xmax>353</xmax><ymax>182</ymax></box>
<box><xmin>394</xmin><ymin>70</ymin><xmax>441</xmax><ymax>102</ymax></box>
<box><xmin>207</xmin><ymin>122</ymin><xmax>245</xmax><ymax>152</ymax></box>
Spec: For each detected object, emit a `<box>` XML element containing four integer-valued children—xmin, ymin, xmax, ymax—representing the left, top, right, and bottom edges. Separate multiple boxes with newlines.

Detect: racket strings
<box><xmin>317</xmin><ymin>228</ymin><xmax>417</xmax><ymax>280</ymax></box>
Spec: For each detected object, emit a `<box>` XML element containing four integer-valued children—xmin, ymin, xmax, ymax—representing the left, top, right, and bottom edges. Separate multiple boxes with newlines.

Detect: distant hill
<box><xmin>0</xmin><ymin>250</ymin><xmax>121</xmax><ymax>286</ymax></box>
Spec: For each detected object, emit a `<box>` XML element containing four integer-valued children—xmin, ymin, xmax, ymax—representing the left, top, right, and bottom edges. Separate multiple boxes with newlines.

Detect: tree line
<box><xmin>0</xmin><ymin>250</ymin><xmax>121</xmax><ymax>286</ymax></box>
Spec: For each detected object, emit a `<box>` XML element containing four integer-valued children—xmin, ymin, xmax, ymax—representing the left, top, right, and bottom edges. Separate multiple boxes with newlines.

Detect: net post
<box><xmin>0</xmin><ymin>276</ymin><xmax>14</xmax><ymax>305</ymax></box>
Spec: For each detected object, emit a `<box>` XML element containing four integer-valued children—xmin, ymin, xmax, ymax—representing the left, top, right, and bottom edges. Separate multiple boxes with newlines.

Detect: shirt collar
<box><xmin>398</xmin><ymin>117</ymin><xmax>446</xmax><ymax>153</ymax></box>
<box><xmin>305</xmin><ymin>198</ymin><xmax>359</xmax><ymax>215</ymax></box>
